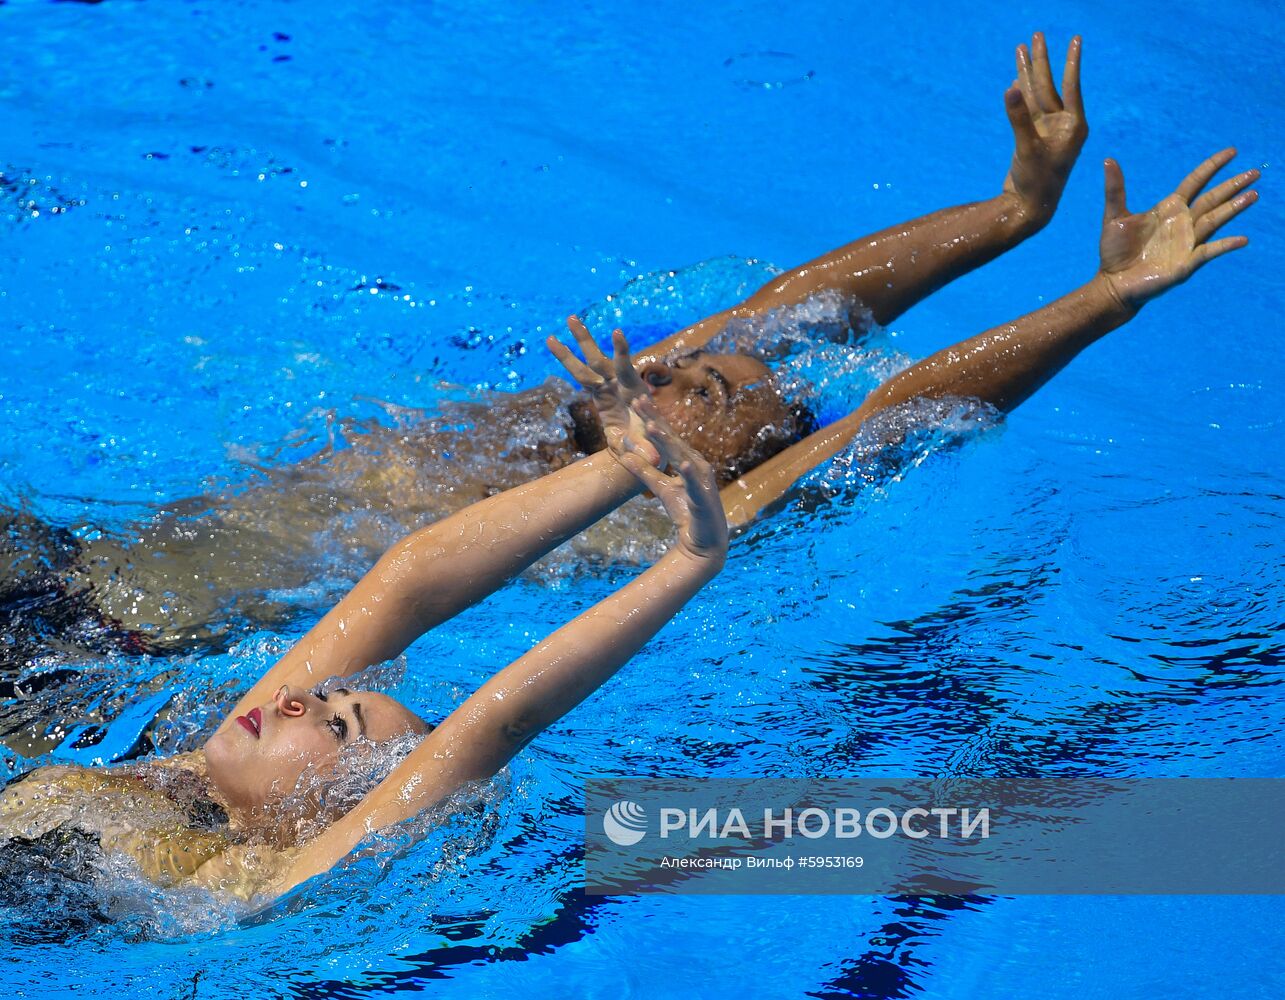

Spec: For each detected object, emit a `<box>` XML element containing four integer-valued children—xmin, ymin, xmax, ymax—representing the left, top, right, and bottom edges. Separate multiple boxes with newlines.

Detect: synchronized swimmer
<box><xmin>0</xmin><ymin>32</ymin><xmax>1258</xmax><ymax>906</ymax></box>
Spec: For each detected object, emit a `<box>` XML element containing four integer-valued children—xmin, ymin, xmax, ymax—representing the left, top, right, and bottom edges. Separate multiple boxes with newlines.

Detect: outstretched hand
<box><xmin>546</xmin><ymin>318</ymin><xmax>665</xmax><ymax>467</ymax></box>
<box><xmin>612</xmin><ymin>396</ymin><xmax>727</xmax><ymax>564</ymax></box>
<box><xmin>1002</xmin><ymin>32</ymin><xmax>1087</xmax><ymax>224</ymax></box>
<box><xmin>1098</xmin><ymin>149</ymin><xmax>1259</xmax><ymax>309</ymax></box>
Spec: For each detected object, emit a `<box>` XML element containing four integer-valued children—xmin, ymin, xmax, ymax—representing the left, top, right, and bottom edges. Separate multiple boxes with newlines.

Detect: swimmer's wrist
<box><xmin>997</xmin><ymin>188</ymin><xmax>1056</xmax><ymax>238</ymax></box>
<box><xmin>668</xmin><ymin>543</ymin><xmax>726</xmax><ymax>580</ymax></box>
<box><xmin>1088</xmin><ymin>272</ymin><xmax>1142</xmax><ymax>320</ymax></box>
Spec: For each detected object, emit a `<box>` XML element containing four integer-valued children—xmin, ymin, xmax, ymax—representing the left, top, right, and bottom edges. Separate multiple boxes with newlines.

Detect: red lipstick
<box><xmin>236</xmin><ymin>707</ymin><xmax>263</xmax><ymax>739</ymax></box>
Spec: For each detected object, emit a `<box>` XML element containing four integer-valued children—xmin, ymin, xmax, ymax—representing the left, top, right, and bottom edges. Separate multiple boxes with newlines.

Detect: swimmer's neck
<box><xmin>143</xmin><ymin>749</ymin><xmax>247</xmax><ymax>829</ymax></box>
<box><xmin>161</xmin><ymin>749</ymin><xmax>302</xmax><ymax>842</ymax></box>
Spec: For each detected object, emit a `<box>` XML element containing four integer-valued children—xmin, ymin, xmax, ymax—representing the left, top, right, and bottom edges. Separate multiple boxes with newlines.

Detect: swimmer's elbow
<box><xmin>457</xmin><ymin>712</ymin><xmax>538</xmax><ymax>781</ymax></box>
<box><xmin>501</xmin><ymin>714</ymin><xmax>540</xmax><ymax>750</ymax></box>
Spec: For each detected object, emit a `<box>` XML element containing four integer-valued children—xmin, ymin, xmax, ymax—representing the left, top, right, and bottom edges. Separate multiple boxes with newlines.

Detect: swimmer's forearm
<box><xmin>225</xmin><ymin>451</ymin><xmax>643</xmax><ymax>723</ymax></box>
<box><xmin>354</xmin><ymin>449</ymin><xmax>646</xmax><ymax>658</ymax></box>
<box><xmin>851</xmin><ymin>274</ymin><xmax>1136</xmax><ymax>414</ymax></box>
<box><xmin>638</xmin><ymin>192</ymin><xmax>1045</xmax><ymax>361</ymax></box>
<box><xmin>748</xmin><ymin>192</ymin><xmax>1045</xmax><ymax>327</ymax></box>
<box><xmin>431</xmin><ymin>545</ymin><xmax>722</xmax><ymax>783</ymax></box>
<box><xmin>720</xmin><ymin>275</ymin><xmax>1136</xmax><ymax>527</ymax></box>
<box><xmin>718</xmin><ymin>417</ymin><xmax>865</xmax><ymax>529</ymax></box>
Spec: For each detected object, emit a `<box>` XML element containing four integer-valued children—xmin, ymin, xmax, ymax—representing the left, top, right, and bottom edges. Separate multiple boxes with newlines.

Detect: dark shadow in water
<box><xmin>1</xmin><ymin>508</ymin><xmax>158</xmax><ymax>677</ymax></box>
<box><xmin>284</xmin><ymin>843</ymin><xmax>607</xmax><ymax>998</ymax></box>
<box><xmin>0</xmin><ymin>822</ymin><xmax>111</xmax><ymax>946</ymax></box>
<box><xmin>281</xmin><ymin>799</ymin><xmax>995</xmax><ymax>1000</ymax></box>
<box><xmin>807</xmin><ymin>895</ymin><xmax>991</xmax><ymax>1000</ymax></box>
<box><xmin>283</xmin><ymin>873</ymin><xmax>994</xmax><ymax>999</ymax></box>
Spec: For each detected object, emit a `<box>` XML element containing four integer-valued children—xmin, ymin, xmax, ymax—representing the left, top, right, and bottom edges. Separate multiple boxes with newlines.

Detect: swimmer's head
<box><xmin>570</xmin><ymin>350</ymin><xmax>814</xmax><ymax>482</ymax></box>
<box><xmin>203</xmin><ymin>682</ymin><xmax>431</xmax><ymax>839</ymax></box>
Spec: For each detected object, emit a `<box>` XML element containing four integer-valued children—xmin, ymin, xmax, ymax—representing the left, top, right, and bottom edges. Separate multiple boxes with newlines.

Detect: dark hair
<box><xmin>720</xmin><ymin>400</ymin><xmax>820</xmax><ymax>482</ymax></box>
<box><xmin>566</xmin><ymin>397</ymin><xmax>609</xmax><ymax>456</ymax></box>
<box><xmin>564</xmin><ymin>390</ymin><xmax>821</xmax><ymax>486</ymax></box>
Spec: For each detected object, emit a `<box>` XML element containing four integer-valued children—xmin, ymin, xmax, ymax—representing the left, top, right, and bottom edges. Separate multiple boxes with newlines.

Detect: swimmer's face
<box><xmin>635</xmin><ymin>351</ymin><xmax>793</xmax><ymax>479</ymax></box>
<box><xmin>204</xmin><ymin>683</ymin><xmax>427</xmax><ymax>819</ymax></box>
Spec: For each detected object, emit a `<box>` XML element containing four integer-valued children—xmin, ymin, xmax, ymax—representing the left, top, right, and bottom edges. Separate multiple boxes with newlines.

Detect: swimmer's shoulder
<box><xmin>0</xmin><ymin>762</ymin><xmax>184</xmax><ymax>838</ymax></box>
<box><xmin>187</xmin><ymin>841</ymin><xmax>292</xmax><ymax>901</ymax></box>
<box><xmin>1</xmin><ymin>763</ymin><xmax>100</xmax><ymax>801</ymax></box>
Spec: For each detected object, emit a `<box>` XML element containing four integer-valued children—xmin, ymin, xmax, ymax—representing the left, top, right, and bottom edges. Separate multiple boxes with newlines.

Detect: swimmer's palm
<box><xmin>653</xmin><ymin>459</ymin><xmax>727</xmax><ymax>563</ymax></box>
<box><xmin>1098</xmin><ymin>153</ymin><xmax>1256</xmax><ymax>309</ymax></box>
<box><xmin>1099</xmin><ymin>194</ymin><xmax>1198</xmax><ymax>307</ymax></box>
<box><xmin>1021</xmin><ymin>107</ymin><xmax>1086</xmax><ymax>176</ymax></box>
<box><xmin>1001</xmin><ymin>35</ymin><xmax>1086</xmax><ymax>219</ymax></box>
<box><xmin>548</xmin><ymin>319</ymin><xmax>662</xmax><ymax>466</ymax></box>
<box><xmin>615</xmin><ymin>398</ymin><xmax>727</xmax><ymax>563</ymax></box>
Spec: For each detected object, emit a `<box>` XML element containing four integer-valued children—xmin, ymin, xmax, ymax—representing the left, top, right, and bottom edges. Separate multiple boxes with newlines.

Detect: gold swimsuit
<box><xmin>0</xmin><ymin>761</ymin><xmax>231</xmax><ymax>886</ymax></box>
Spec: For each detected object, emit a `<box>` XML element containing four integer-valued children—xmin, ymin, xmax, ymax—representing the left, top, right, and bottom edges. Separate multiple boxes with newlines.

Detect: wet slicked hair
<box><xmin>719</xmin><ymin>400</ymin><xmax>820</xmax><ymax>483</ymax></box>
<box><xmin>564</xmin><ymin>394</ymin><xmax>820</xmax><ymax>485</ymax></box>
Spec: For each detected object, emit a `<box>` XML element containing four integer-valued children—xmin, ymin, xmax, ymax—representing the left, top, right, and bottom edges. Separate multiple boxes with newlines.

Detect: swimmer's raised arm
<box><xmin>639</xmin><ymin>33</ymin><xmax>1087</xmax><ymax>359</ymax></box>
<box><xmin>219</xmin><ymin>320</ymin><xmax>662</xmax><ymax>728</ymax></box>
<box><xmin>216</xmin><ymin>449</ymin><xmax>643</xmax><ymax>726</ymax></box>
<box><xmin>719</xmin><ymin>148</ymin><xmax>1260</xmax><ymax>526</ymax></box>
<box><xmin>266</xmin><ymin>407</ymin><xmax>727</xmax><ymax>899</ymax></box>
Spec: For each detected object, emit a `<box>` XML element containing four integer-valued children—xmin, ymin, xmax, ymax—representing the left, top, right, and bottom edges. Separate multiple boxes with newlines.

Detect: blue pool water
<box><xmin>1</xmin><ymin>0</ymin><xmax>1282</xmax><ymax>995</ymax></box>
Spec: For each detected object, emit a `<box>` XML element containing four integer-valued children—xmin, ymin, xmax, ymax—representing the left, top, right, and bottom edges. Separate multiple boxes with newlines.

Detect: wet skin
<box><xmin>203</xmin><ymin>683</ymin><xmax>426</xmax><ymax>821</ymax></box>
<box><xmin>194</xmin><ymin>354</ymin><xmax>777</xmax><ymax>832</ymax></box>
<box><xmin>619</xmin><ymin>350</ymin><xmax>794</xmax><ymax>479</ymax></box>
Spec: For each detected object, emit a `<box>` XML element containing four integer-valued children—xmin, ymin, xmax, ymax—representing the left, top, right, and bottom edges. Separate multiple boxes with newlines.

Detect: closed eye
<box><xmin>703</xmin><ymin>366</ymin><xmax>731</xmax><ymax>409</ymax></box>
